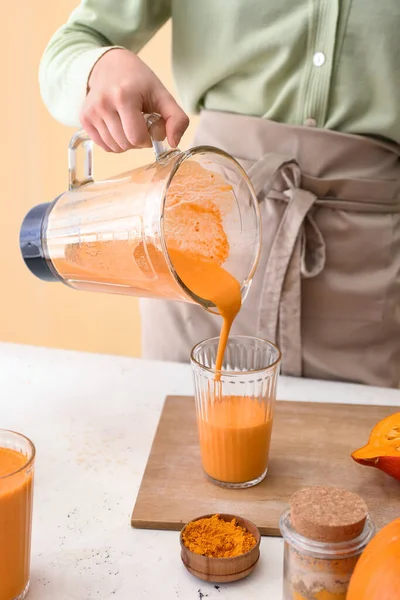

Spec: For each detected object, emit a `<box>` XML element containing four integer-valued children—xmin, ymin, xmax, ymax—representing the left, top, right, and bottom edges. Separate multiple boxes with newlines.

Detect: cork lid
<box><xmin>290</xmin><ymin>486</ymin><xmax>368</xmax><ymax>543</ymax></box>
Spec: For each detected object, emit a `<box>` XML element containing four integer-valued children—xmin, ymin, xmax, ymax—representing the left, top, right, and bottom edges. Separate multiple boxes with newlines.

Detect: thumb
<box><xmin>156</xmin><ymin>91</ymin><xmax>190</xmax><ymax>148</ymax></box>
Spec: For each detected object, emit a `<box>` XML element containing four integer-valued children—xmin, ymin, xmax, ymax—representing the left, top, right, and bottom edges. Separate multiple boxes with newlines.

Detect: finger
<box><xmin>80</xmin><ymin>97</ymin><xmax>116</xmax><ymax>153</ymax></box>
<box><xmin>80</xmin><ymin>120</ymin><xmax>113</xmax><ymax>153</ymax></box>
<box><xmin>157</xmin><ymin>92</ymin><xmax>189</xmax><ymax>148</ymax></box>
<box><xmin>92</xmin><ymin>119</ymin><xmax>124</xmax><ymax>153</ymax></box>
<box><xmin>118</xmin><ymin>105</ymin><xmax>152</xmax><ymax>148</ymax></box>
<box><xmin>103</xmin><ymin>111</ymin><xmax>134</xmax><ymax>152</ymax></box>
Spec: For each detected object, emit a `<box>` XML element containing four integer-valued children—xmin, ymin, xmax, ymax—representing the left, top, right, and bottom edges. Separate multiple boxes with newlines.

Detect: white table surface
<box><xmin>0</xmin><ymin>342</ymin><xmax>399</xmax><ymax>600</ymax></box>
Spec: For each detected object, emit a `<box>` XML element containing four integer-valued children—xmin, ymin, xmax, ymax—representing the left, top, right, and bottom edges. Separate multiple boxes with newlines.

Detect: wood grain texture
<box><xmin>131</xmin><ymin>396</ymin><xmax>400</xmax><ymax>536</ymax></box>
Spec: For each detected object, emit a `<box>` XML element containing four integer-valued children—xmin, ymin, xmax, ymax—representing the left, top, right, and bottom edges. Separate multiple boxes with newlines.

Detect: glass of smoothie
<box><xmin>191</xmin><ymin>335</ymin><xmax>281</xmax><ymax>488</ymax></box>
<box><xmin>0</xmin><ymin>430</ymin><xmax>35</xmax><ymax>600</ymax></box>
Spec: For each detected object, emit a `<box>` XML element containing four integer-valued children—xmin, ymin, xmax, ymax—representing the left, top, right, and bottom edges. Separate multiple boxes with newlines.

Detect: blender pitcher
<box><xmin>20</xmin><ymin>114</ymin><xmax>261</xmax><ymax>313</ymax></box>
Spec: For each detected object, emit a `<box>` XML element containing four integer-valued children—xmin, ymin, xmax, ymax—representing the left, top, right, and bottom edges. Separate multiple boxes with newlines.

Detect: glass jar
<box><xmin>279</xmin><ymin>508</ymin><xmax>375</xmax><ymax>600</ymax></box>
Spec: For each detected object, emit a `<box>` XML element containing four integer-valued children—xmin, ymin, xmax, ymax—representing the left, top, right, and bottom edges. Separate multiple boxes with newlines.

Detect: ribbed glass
<box><xmin>191</xmin><ymin>335</ymin><xmax>281</xmax><ymax>488</ymax></box>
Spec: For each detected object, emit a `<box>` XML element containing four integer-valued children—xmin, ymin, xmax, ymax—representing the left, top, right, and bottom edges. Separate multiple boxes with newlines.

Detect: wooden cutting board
<box><xmin>131</xmin><ymin>396</ymin><xmax>399</xmax><ymax>536</ymax></box>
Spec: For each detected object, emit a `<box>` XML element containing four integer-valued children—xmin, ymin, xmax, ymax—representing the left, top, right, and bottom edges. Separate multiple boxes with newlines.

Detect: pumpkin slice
<box><xmin>351</xmin><ymin>413</ymin><xmax>400</xmax><ymax>482</ymax></box>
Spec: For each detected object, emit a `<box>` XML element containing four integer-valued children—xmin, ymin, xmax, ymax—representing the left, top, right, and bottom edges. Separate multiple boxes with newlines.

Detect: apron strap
<box><xmin>247</xmin><ymin>155</ymin><xmax>324</xmax><ymax>376</ymax></box>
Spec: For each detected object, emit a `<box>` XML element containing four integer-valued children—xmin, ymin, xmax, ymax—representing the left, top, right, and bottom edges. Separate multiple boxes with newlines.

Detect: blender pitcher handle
<box><xmin>68</xmin><ymin>130</ymin><xmax>94</xmax><ymax>190</ymax></box>
<box><xmin>68</xmin><ymin>113</ymin><xmax>172</xmax><ymax>190</ymax></box>
<box><xmin>144</xmin><ymin>113</ymin><xmax>173</xmax><ymax>161</ymax></box>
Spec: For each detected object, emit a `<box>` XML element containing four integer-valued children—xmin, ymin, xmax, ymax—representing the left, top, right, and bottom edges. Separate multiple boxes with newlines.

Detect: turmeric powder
<box><xmin>181</xmin><ymin>514</ymin><xmax>257</xmax><ymax>558</ymax></box>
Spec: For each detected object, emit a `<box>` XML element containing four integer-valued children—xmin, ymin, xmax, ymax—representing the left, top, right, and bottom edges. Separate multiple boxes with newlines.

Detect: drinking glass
<box><xmin>0</xmin><ymin>430</ymin><xmax>35</xmax><ymax>600</ymax></box>
<box><xmin>191</xmin><ymin>335</ymin><xmax>281</xmax><ymax>488</ymax></box>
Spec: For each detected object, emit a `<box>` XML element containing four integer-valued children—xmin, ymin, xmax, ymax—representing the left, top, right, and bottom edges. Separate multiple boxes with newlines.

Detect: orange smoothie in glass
<box><xmin>0</xmin><ymin>432</ymin><xmax>35</xmax><ymax>600</ymax></box>
<box><xmin>191</xmin><ymin>335</ymin><xmax>281</xmax><ymax>488</ymax></box>
<box><xmin>197</xmin><ymin>395</ymin><xmax>273</xmax><ymax>483</ymax></box>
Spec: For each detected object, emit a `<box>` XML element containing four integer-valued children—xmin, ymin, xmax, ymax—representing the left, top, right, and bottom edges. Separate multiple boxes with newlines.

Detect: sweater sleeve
<box><xmin>39</xmin><ymin>0</ymin><xmax>171</xmax><ymax>127</ymax></box>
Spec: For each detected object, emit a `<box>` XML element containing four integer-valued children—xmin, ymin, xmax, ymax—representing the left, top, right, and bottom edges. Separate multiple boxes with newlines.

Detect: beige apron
<box><xmin>140</xmin><ymin>111</ymin><xmax>400</xmax><ymax>388</ymax></box>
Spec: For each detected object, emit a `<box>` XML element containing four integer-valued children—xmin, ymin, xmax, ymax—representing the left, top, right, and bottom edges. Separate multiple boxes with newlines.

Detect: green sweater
<box><xmin>39</xmin><ymin>0</ymin><xmax>400</xmax><ymax>144</ymax></box>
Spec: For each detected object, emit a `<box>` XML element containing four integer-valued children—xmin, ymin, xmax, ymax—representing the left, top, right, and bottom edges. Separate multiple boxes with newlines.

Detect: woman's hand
<box><xmin>80</xmin><ymin>48</ymin><xmax>189</xmax><ymax>153</ymax></box>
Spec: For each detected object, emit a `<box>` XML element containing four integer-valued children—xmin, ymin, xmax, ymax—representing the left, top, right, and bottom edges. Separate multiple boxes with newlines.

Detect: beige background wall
<box><xmin>2</xmin><ymin>2</ymin><xmax>198</xmax><ymax>356</ymax></box>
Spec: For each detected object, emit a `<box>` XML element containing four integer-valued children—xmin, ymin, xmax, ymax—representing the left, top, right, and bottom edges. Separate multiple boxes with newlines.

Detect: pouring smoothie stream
<box><xmin>167</xmin><ymin>194</ymin><xmax>274</xmax><ymax>487</ymax></box>
<box><xmin>167</xmin><ymin>246</ymin><xmax>241</xmax><ymax>372</ymax></box>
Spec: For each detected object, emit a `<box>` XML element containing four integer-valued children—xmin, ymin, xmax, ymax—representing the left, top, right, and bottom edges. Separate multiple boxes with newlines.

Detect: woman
<box><xmin>39</xmin><ymin>1</ymin><xmax>400</xmax><ymax>388</ymax></box>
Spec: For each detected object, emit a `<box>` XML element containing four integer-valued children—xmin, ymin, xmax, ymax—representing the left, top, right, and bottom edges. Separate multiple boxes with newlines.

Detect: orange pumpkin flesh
<box><xmin>352</xmin><ymin>413</ymin><xmax>400</xmax><ymax>481</ymax></box>
<box><xmin>347</xmin><ymin>518</ymin><xmax>400</xmax><ymax>600</ymax></box>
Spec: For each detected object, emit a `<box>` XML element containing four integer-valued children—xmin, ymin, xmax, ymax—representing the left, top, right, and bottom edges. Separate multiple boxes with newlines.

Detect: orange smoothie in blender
<box><xmin>0</xmin><ymin>445</ymin><xmax>34</xmax><ymax>600</ymax></box>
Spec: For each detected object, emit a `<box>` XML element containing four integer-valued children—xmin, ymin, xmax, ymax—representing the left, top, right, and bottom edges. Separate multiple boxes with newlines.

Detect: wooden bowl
<box><xmin>180</xmin><ymin>513</ymin><xmax>261</xmax><ymax>583</ymax></box>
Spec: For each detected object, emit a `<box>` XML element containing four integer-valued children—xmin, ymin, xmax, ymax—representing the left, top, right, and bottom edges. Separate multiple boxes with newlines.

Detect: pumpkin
<box><xmin>352</xmin><ymin>413</ymin><xmax>400</xmax><ymax>482</ymax></box>
<box><xmin>347</xmin><ymin>518</ymin><xmax>400</xmax><ymax>600</ymax></box>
